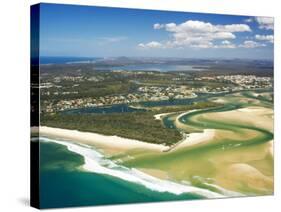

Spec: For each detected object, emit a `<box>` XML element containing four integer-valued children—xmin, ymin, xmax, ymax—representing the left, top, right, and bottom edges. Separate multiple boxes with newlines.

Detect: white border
<box><xmin>0</xmin><ymin>0</ymin><xmax>280</xmax><ymax>212</ymax></box>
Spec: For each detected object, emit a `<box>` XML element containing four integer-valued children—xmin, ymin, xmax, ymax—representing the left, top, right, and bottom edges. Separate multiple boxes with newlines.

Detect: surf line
<box><xmin>40</xmin><ymin>137</ymin><xmax>242</xmax><ymax>198</ymax></box>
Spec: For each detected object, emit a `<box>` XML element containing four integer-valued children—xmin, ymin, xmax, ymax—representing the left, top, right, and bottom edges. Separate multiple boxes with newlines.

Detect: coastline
<box><xmin>36</xmin><ymin>115</ymin><xmax>216</xmax><ymax>154</ymax></box>
<box><xmin>40</xmin><ymin>136</ymin><xmax>229</xmax><ymax>199</ymax></box>
<box><xmin>37</xmin><ymin>126</ymin><xmax>170</xmax><ymax>153</ymax></box>
<box><xmin>34</xmin><ymin>103</ymin><xmax>274</xmax><ymax>196</ymax></box>
<box><xmin>35</xmin><ymin>105</ymin><xmax>273</xmax><ymax>156</ymax></box>
<box><xmin>35</xmin><ymin>109</ymin><xmax>219</xmax><ymax>154</ymax></box>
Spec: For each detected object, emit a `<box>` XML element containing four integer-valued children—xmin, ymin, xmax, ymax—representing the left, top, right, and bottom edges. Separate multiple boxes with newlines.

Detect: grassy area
<box><xmin>41</xmin><ymin>102</ymin><xmax>221</xmax><ymax>146</ymax></box>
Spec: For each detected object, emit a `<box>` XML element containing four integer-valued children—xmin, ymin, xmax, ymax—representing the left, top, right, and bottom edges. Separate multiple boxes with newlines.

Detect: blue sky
<box><xmin>39</xmin><ymin>3</ymin><xmax>274</xmax><ymax>59</ymax></box>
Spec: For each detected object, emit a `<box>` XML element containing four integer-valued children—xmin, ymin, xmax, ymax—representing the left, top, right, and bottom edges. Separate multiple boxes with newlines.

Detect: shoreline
<box><xmin>37</xmin><ymin>126</ymin><xmax>170</xmax><ymax>152</ymax></box>
<box><xmin>36</xmin><ymin>121</ymin><xmax>216</xmax><ymax>154</ymax></box>
<box><xmin>35</xmin><ymin>105</ymin><xmax>272</xmax><ymax>154</ymax></box>
<box><xmin>35</xmin><ymin>109</ymin><xmax>218</xmax><ymax>154</ymax></box>
<box><xmin>40</xmin><ymin>136</ymin><xmax>230</xmax><ymax>198</ymax></box>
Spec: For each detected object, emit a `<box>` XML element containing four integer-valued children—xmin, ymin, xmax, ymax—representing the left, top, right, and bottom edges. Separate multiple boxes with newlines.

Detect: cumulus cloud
<box><xmin>239</xmin><ymin>40</ymin><xmax>266</xmax><ymax>48</ymax></box>
<box><xmin>255</xmin><ymin>34</ymin><xmax>274</xmax><ymax>43</ymax></box>
<box><xmin>153</xmin><ymin>23</ymin><xmax>164</xmax><ymax>29</ymax></box>
<box><xmin>138</xmin><ymin>41</ymin><xmax>163</xmax><ymax>49</ymax></box>
<box><xmin>161</xmin><ymin>20</ymin><xmax>251</xmax><ymax>33</ymax></box>
<box><xmin>255</xmin><ymin>17</ymin><xmax>274</xmax><ymax>30</ymax></box>
<box><xmin>138</xmin><ymin>20</ymin><xmax>251</xmax><ymax>49</ymax></box>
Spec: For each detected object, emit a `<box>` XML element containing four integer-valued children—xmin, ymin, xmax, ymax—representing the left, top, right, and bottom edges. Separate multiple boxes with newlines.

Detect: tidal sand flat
<box><xmin>206</xmin><ymin>106</ymin><xmax>273</xmax><ymax>132</ymax></box>
<box><xmin>197</xmin><ymin>107</ymin><xmax>274</xmax><ymax>194</ymax></box>
<box><xmin>118</xmin><ymin>105</ymin><xmax>273</xmax><ymax>196</ymax></box>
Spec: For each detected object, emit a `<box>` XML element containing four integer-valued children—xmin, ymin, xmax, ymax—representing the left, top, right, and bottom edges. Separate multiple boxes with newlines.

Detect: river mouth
<box><xmin>118</xmin><ymin>91</ymin><xmax>273</xmax><ymax>196</ymax></box>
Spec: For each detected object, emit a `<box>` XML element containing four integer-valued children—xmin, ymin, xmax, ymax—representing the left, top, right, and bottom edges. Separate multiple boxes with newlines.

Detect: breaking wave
<box><xmin>40</xmin><ymin>137</ymin><xmax>242</xmax><ymax>199</ymax></box>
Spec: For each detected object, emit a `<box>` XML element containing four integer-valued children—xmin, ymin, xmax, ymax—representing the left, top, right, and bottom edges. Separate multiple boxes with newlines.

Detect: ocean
<box><xmin>40</xmin><ymin>56</ymin><xmax>101</xmax><ymax>65</ymax></box>
<box><xmin>39</xmin><ymin>137</ymin><xmax>207</xmax><ymax>208</ymax></box>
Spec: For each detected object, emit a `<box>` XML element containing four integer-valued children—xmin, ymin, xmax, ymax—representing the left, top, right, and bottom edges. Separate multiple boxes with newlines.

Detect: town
<box><xmin>40</xmin><ymin>71</ymin><xmax>273</xmax><ymax>113</ymax></box>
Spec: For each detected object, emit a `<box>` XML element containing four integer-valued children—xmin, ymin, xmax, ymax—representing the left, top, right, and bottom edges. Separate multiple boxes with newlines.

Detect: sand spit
<box><xmin>154</xmin><ymin>112</ymin><xmax>174</xmax><ymax>120</ymax></box>
<box><xmin>171</xmin><ymin>129</ymin><xmax>215</xmax><ymax>151</ymax></box>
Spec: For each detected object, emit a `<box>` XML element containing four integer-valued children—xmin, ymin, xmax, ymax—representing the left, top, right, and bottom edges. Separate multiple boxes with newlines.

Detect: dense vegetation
<box><xmin>41</xmin><ymin>102</ymin><xmax>221</xmax><ymax>146</ymax></box>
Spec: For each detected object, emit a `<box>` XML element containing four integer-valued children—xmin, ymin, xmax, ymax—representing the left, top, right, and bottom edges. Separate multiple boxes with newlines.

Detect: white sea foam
<box><xmin>40</xmin><ymin>137</ymin><xmax>242</xmax><ymax>198</ymax></box>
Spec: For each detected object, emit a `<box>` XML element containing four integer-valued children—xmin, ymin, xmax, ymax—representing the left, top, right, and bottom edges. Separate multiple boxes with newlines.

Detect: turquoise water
<box><xmin>39</xmin><ymin>140</ymin><xmax>202</xmax><ymax>209</ymax></box>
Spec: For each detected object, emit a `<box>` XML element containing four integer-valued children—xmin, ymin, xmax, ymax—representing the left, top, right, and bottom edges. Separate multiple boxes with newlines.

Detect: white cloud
<box><xmin>255</xmin><ymin>34</ymin><xmax>274</xmax><ymax>43</ymax></box>
<box><xmin>153</xmin><ymin>23</ymin><xmax>164</xmax><ymax>29</ymax></box>
<box><xmin>212</xmin><ymin>32</ymin><xmax>236</xmax><ymax>39</ymax></box>
<box><xmin>239</xmin><ymin>40</ymin><xmax>266</xmax><ymax>48</ymax></box>
<box><xmin>221</xmin><ymin>24</ymin><xmax>251</xmax><ymax>32</ymax></box>
<box><xmin>138</xmin><ymin>41</ymin><xmax>163</xmax><ymax>49</ymax></box>
<box><xmin>139</xmin><ymin>20</ymin><xmax>251</xmax><ymax>49</ymax></box>
<box><xmin>161</xmin><ymin>21</ymin><xmax>251</xmax><ymax>33</ymax></box>
<box><xmin>255</xmin><ymin>17</ymin><xmax>274</xmax><ymax>30</ymax></box>
<box><xmin>244</xmin><ymin>18</ymin><xmax>253</xmax><ymax>23</ymax></box>
<box><xmin>215</xmin><ymin>40</ymin><xmax>236</xmax><ymax>49</ymax></box>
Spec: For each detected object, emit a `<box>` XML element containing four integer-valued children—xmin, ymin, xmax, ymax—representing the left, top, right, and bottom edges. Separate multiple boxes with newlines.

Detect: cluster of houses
<box><xmin>42</xmin><ymin>74</ymin><xmax>273</xmax><ymax>113</ymax></box>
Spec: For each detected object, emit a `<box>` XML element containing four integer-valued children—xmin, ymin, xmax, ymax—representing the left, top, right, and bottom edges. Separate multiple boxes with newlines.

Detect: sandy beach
<box><xmin>38</xmin><ymin>126</ymin><xmax>170</xmax><ymax>153</ymax></box>
<box><xmin>36</xmin><ymin>122</ymin><xmax>218</xmax><ymax>155</ymax></box>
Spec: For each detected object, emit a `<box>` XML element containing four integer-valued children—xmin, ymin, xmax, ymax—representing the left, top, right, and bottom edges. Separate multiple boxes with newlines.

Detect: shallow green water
<box><xmin>121</xmin><ymin>93</ymin><xmax>273</xmax><ymax>195</ymax></box>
